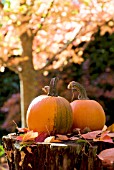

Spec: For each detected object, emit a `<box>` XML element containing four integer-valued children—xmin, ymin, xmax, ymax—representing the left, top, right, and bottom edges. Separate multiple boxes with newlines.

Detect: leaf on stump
<box><xmin>108</xmin><ymin>133</ymin><xmax>114</xmax><ymax>138</ymax></box>
<box><xmin>55</xmin><ymin>134</ymin><xmax>69</xmax><ymax>141</ymax></box>
<box><xmin>94</xmin><ymin>131</ymin><xmax>113</xmax><ymax>143</ymax></box>
<box><xmin>81</xmin><ymin>130</ymin><xmax>102</xmax><ymax>140</ymax></box>
<box><xmin>44</xmin><ymin>136</ymin><xmax>61</xmax><ymax>143</ymax></box>
<box><xmin>69</xmin><ymin>136</ymin><xmax>79</xmax><ymax>141</ymax></box>
<box><xmin>102</xmin><ymin>125</ymin><xmax>108</xmax><ymax>131</ymax></box>
<box><xmin>35</xmin><ymin>132</ymin><xmax>49</xmax><ymax>142</ymax></box>
<box><xmin>16</xmin><ymin>131</ymin><xmax>38</xmax><ymax>142</ymax></box>
<box><xmin>107</xmin><ymin>123</ymin><xmax>114</xmax><ymax>133</ymax></box>
<box><xmin>17</xmin><ymin>127</ymin><xmax>29</xmax><ymax>133</ymax></box>
<box><xmin>16</xmin><ymin>135</ymin><xmax>23</xmax><ymax>141</ymax></box>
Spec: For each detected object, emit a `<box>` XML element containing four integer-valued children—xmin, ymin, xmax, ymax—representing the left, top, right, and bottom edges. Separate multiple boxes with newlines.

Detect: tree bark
<box><xmin>2</xmin><ymin>134</ymin><xmax>114</xmax><ymax>170</ymax></box>
<box><xmin>19</xmin><ymin>65</ymin><xmax>39</xmax><ymax>128</ymax></box>
<box><xmin>19</xmin><ymin>33</ymin><xmax>39</xmax><ymax>127</ymax></box>
<box><xmin>6</xmin><ymin>32</ymin><xmax>48</xmax><ymax>128</ymax></box>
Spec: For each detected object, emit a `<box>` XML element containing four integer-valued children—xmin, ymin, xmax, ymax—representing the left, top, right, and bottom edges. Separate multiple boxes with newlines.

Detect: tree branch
<box><xmin>0</xmin><ymin>56</ymin><xmax>20</xmax><ymax>74</ymax></box>
<box><xmin>40</xmin><ymin>20</ymin><xmax>108</xmax><ymax>71</ymax></box>
<box><xmin>39</xmin><ymin>26</ymin><xmax>83</xmax><ymax>70</ymax></box>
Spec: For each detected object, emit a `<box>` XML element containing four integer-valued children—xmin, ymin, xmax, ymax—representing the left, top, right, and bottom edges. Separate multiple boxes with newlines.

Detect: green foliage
<box><xmin>84</xmin><ymin>32</ymin><xmax>114</xmax><ymax>80</ymax></box>
<box><xmin>0</xmin><ymin>145</ymin><xmax>4</xmax><ymax>157</ymax></box>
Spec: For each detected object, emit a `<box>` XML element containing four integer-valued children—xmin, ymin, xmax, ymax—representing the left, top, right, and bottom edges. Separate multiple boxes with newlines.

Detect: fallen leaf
<box><xmin>94</xmin><ymin>131</ymin><xmax>113</xmax><ymax>143</ymax></box>
<box><xmin>16</xmin><ymin>131</ymin><xmax>38</xmax><ymax>142</ymax></box>
<box><xmin>69</xmin><ymin>136</ymin><xmax>79</xmax><ymax>141</ymax></box>
<box><xmin>44</xmin><ymin>136</ymin><xmax>61</xmax><ymax>143</ymax></box>
<box><xmin>81</xmin><ymin>130</ymin><xmax>102</xmax><ymax>140</ymax></box>
<box><xmin>16</xmin><ymin>135</ymin><xmax>24</xmax><ymax>141</ymax></box>
<box><xmin>56</xmin><ymin>134</ymin><xmax>69</xmax><ymax>141</ymax></box>
<box><xmin>101</xmin><ymin>131</ymin><xmax>110</xmax><ymax>138</ymax></box>
<box><xmin>22</xmin><ymin>131</ymin><xmax>38</xmax><ymax>142</ymax></box>
<box><xmin>107</xmin><ymin>123</ymin><xmax>114</xmax><ymax>133</ymax></box>
<box><xmin>98</xmin><ymin>135</ymin><xmax>113</xmax><ymax>143</ymax></box>
<box><xmin>17</xmin><ymin>127</ymin><xmax>29</xmax><ymax>133</ymax></box>
<box><xmin>97</xmin><ymin>148</ymin><xmax>114</xmax><ymax>167</ymax></box>
<box><xmin>35</xmin><ymin>132</ymin><xmax>48</xmax><ymax>142</ymax></box>
<box><xmin>102</xmin><ymin>125</ymin><xmax>107</xmax><ymax>131</ymax></box>
<box><xmin>108</xmin><ymin>133</ymin><xmax>114</xmax><ymax>138</ymax></box>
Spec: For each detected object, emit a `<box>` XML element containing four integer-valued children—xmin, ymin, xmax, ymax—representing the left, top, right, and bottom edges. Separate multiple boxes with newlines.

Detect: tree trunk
<box><xmin>6</xmin><ymin>32</ymin><xmax>47</xmax><ymax>128</ymax></box>
<box><xmin>19</xmin><ymin>33</ymin><xmax>39</xmax><ymax>127</ymax></box>
<box><xmin>19</xmin><ymin>66</ymin><xmax>39</xmax><ymax>128</ymax></box>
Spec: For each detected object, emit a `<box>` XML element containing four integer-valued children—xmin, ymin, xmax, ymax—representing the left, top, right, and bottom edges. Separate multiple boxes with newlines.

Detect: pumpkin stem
<box><xmin>48</xmin><ymin>77</ymin><xmax>59</xmax><ymax>97</ymax></box>
<box><xmin>67</xmin><ymin>81</ymin><xmax>89</xmax><ymax>100</ymax></box>
<box><xmin>42</xmin><ymin>86</ymin><xmax>50</xmax><ymax>94</ymax></box>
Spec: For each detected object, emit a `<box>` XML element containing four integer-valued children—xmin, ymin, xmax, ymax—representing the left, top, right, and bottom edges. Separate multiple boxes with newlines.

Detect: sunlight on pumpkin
<box><xmin>26</xmin><ymin>78</ymin><xmax>73</xmax><ymax>134</ymax></box>
<box><xmin>68</xmin><ymin>81</ymin><xmax>106</xmax><ymax>130</ymax></box>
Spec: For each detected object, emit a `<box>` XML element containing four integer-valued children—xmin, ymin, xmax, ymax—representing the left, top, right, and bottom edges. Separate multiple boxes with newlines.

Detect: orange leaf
<box><xmin>22</xmin><ymin>131</ymin><xmax>38</xmax><ymax>142</ymax></box>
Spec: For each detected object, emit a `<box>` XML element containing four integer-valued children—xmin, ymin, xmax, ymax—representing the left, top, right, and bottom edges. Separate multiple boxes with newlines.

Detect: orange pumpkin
<box><xmin>68</xmin><ymin>81</ymin><xmax>106</xmax><ymax>131</ymax></box>
<box><xmin>26</xmin><ymin>78</ymin><xmax>73</xmax><ymax>134</ymax></box>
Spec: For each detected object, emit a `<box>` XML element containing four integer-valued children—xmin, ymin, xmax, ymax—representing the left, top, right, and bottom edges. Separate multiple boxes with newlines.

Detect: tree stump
<box><xmin>2</xmin><ymin>133</ymin><xmax>114</xmax><ymax>170</ymax></box>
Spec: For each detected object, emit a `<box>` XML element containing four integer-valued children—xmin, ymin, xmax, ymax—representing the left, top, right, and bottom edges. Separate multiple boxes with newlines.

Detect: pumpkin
<box><xmin>67</xmin><ymin>81</ymin><xmax>106</xmax><ymax>131</ymax></box>
<box><xmin>26</xmin><ymin>77</ymin><xmax>73</xmax><ymax>134</ymax></box>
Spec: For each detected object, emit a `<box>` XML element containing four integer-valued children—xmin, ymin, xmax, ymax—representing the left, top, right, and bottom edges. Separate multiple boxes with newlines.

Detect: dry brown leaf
<box><xmin>56</xmin><ymin>134</ymin><xmax>69</xmax><ymax>141</ymax></box>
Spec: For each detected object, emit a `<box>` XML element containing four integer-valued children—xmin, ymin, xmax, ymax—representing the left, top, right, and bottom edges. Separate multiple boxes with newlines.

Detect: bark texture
<box><xmin>2</xmin><ymin>134</ymin><xmax>114</xmax><ymax>170</ymax></box>
<box><xmin>19</xmin><ymin>32</ymin><xmax>38</xmax><ymax>128</ymax></box>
